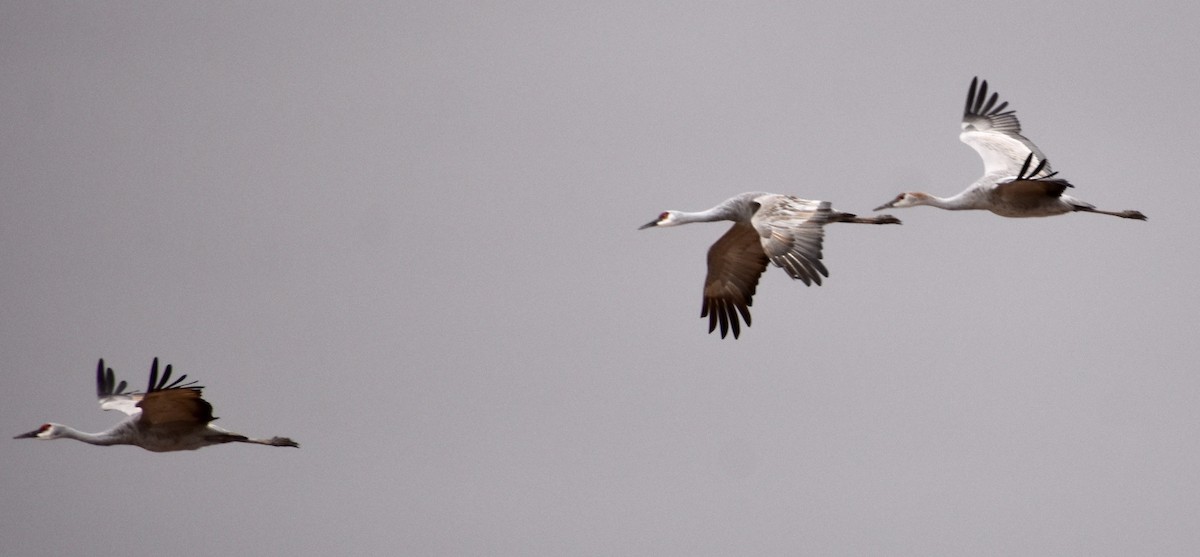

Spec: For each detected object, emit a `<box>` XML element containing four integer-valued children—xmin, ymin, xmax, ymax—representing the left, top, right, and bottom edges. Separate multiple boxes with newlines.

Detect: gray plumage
<box><xmin>641</xmin><ymin>192</ymin><xmax>900</xmax><ymax>338</ymax></box>
<box><xmin>875</xmin><ymin>77</ymin><xmax>1146</xmax><ymax>221</ymax></box>
<box><xmin>14</xmin><ymin>358</ymin><xmax>299</xmax><ymax>452</ymax></box>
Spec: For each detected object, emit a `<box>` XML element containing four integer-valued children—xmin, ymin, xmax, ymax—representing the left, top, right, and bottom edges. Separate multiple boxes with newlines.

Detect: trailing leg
<box><xmin>1075</xmin><ymin>206</ymin><xmax>1146</xmax><ymax>220</ymax></box>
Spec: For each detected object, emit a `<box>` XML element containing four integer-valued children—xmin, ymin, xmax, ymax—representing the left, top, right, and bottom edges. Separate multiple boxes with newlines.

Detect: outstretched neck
<box><xmin>674</xmin><ymin>206</ymin><xmax>735</xmax><ymax>224</ymax></box>
<box><xmin>59</xmin><ymin>425</ymin><xmax>129</xmax><ymax>446</ymax></box>
<box><xmin>675</xmin><ymin>194</ymin><xmax>764</xmax><ymax>224</ymax></box>
<box><xmin>920</xmin><ymin>191</ymin><xmax>979</xmax><ymax>211</ymax></box>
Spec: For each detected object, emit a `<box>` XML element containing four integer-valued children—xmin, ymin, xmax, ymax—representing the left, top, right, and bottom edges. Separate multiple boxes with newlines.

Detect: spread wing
<box><xmin>750</xmin><ymin>195</ymin><xmax>830</xmax><ymax>286</ymax></box>
<box><xmin>960</xmin><ymin>77</ymin><xmax>1051</xmax><ymax>178</ymax></box>
<box><xmin>136</xmin><ymin>357</ymin><xmax>213</xmax><ymax>430</ymax></box>
<box><xmin>96</xmin><ymin>357</ymin><xmax>211</xmax><ymax>427</ymax></box>
<box><xmin>96</xmin><ymin>358</ymin><xmax>141</xmax><ymax>416</ymax></box>
<box><xmin>701</xmin><ymin>222</ymin><xmax>769</xmax><ymax>339</ymax></box>
<box><xmin>137</xmin><ymin>389</ymin><xmax>215</xmax><ymax>430</ymax></box>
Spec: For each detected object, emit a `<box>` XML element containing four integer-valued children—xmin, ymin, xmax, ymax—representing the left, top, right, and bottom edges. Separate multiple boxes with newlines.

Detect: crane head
<box><xmin>874</xmin><ymin>192</ymin><xmax>929</xmax><ymax>211</ymax></box>
<box><xmin>13</xmin><ymin>423</ymin><xmax>63</xmax><ymax>440</ymax></box>
<box><xmin>638</xmin><ymin>211</ymin><xmax>678</xmax><ymax>229</ymax></box>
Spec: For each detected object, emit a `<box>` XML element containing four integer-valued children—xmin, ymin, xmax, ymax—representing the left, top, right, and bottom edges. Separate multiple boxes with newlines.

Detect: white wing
<box><xmin>95</xmin><ymin>359</ymin><xmax>143</xmax><ymax>416</ymax></box>
<box><xmin>960</xmin><ymin>77</ymin><xmax>1051</xmax><ymax>179</ymax></box>
<box><xmin>99</xmin><ymin>394</ymin><xmax>143</xmax><ymax>416</ymax></box>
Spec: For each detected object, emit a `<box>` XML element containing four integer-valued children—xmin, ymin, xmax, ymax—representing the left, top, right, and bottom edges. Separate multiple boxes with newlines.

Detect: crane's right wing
<box><xmin>960</xmin><ymin>77</ymin><xmax>1051</xmax><ymax>179</ymax></box>
<box><xmin>702</xmin><ymin>222</ymin><xmax>769</xmax><ymax>339</ymax></box>
<box><xmin>96</xmin><ymin>358</ymin><xmax>141</xmax><ymax>416</ymax></box>
<box><xmin>750</xmin><ymin>196</ymin><xmax>830</xmax><ymax>286</ymax></box>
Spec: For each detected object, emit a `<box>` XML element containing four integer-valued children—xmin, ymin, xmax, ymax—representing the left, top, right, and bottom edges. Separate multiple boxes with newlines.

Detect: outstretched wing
<box><xmin>750</xmin><ymin>195</ymin><xmax>830</xmax><ymax>286</ymax></box>
<box><xmin>960</xmin><ymin>77</ymin><xmax>1051</xmax><ymax>178</ymax></box>
<box><xmin>137</xmin><ymin>389</ymin><xmax>215</xmax><ymax>431</ymax></box>
<box><xmin>136</xmin><ymin>358</ymin><xmax>214</xmax><ymax>430</ymax></box>
<box><xmin>701</xmin><ymin>222</ymin><xmax>769</xmax><ymax>339</ymax></box>
<box><xmin>143</xmin><ymin>357</ymin><xmax>200</xmax><ymax>392</ymax></box>
<box><xmin>96</xmin><ymin>358</ymin><xmax>141</xmax><ymax>416</ymax></box>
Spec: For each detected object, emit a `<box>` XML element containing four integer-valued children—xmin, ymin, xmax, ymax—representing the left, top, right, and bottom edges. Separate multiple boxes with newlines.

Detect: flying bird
<box><xmin>640</xmin><ymin>192</ymin><xmax>900</xmax><ymax>338</ymax></box>
<box><xmin>875</xmin><ymin>77</ymin><xmax>1146</xmax><ymax>220</ymax></box>
<box><xmin>15</xmin><ymin>358</ymin><xmax>299</xmax><ymax>452</ymax></box>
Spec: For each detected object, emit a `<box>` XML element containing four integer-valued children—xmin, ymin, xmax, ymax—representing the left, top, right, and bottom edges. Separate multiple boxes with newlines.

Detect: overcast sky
<box><xmin>3</xmin><ymin>2</ymin><xmax>1199</xmax><ymax>555</ymax></box>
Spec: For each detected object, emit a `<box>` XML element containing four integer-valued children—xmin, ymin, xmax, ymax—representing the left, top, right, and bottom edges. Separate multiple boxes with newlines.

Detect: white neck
<box><xmin>57</xmin><ymin>424</ymin><xmax>129</xmax><ymax>446</ymax></box>
<box><xmin>919</xmin><ymin>191</ymin><xmax>981</xmax><ymax>211</ymax></box>
<box><xmin>672</xmin><ymin>193</ymin><xmax>766</xmax><ymax>224</ymax></box>
<box><xmin>675</xmin><ymin>205</ymin><xmax>735</xmax><ymax>224</ymax></box>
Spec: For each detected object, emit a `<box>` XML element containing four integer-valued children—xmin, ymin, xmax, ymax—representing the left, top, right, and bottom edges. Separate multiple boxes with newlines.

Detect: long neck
<box><xmin>922</xmin><ymin>178</ymin><xmax>995</xmax><ymax>211</ymax></box>
<box><xmin>675</xmin><ymin>206</ymin><xmax>734</xmax><ymax>224</ymax></box>
<box><xmin>677</xmin><ymin>194</ymin><xmax>762</xmax><ymax>224</ymax></box>
<box><xmin>921</xmin><ymin>191</ymin><xmax>980</xmax><ymax>211</ymax></box>
<box><xmin>58</xmin><ymin>424</ymin><xmax>130</xmax><ymax>446</ymax></box>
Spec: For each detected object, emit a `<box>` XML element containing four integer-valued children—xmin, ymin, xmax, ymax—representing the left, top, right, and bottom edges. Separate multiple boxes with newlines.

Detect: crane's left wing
<box><xmin>702</xmin><ymin>222</ymin><xmax>770</xmax><ymax>339</ymax></box>
<box><xmin>136</xmin><ymin>358</ymin><xmax>213</xmax><ymax>430</ymax></box>
<box><xmin>750</xmin><ymin>195</ymin><xmax>830</xmax><ymax>286</ymax></box>
<box><xmin>96</xmin><ymin>359</ymin><xmax>141</xmax><ymax>416</ymax></box>
<box><xmin>992</xmin><ymin>153</ymin><xmax>1073</xmax><ymax>207</ymax></box>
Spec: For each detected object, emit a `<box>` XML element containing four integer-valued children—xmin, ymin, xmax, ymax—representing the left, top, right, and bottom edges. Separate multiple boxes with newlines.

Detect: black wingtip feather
<box><xmin>965</xmin><ymin>77</ymin><xmax>978</xmax><ymax>117</ymax></box>
<box><xmin>980</xmin><ymin>90</ymin><xmax>998</xmax><ymax>115</ymax></box>
<box><xmin>717</xmin><ymin>300</ymin><xmax>730</xmax><ymax>338</ymax></box>
<box><xmin>702</xmin><ymin>296</ymin><xmax>750</xmax><ymax>339</ymax></box>
<box><xmin>1015</xmin><ymin>153</ymin><xmax>1053</xmax><ymax>181</ymax></box>
<box><xmin>96</xmin><ymin>359</ymin><xmax>106</xmax><ymax>397</ymax></box>
<box><xmin>159</xmin><ymin>363</ymin><xmax>173</xmax><ymax>390</ymax></box>
<box><xmin>145</xmin><ymin>358</ymin><xmax>201</xmax><ymax>392</ymax></box>
<box><xmin>735</xmin><ymin>303</ymin><xmax>752</xmax><ymax>328</ymax></box>
<box><xmin>147</xmin><ymin>357</ymin><xmax>160</xmax><ymax>392</ymax></box>
<box><xmin>95</xmin><ymin>358</ymin><xmax>131</xmax><ymax>397</ymax></box>
<box><xmin>1031</xmin><ymin>158</ymin><xmax>1048</xmax><ymax>179</ymax></box>
<box><xmin>1017</xmin><ymin>153</ymin><xmax>1034</xmax><ymax>179</ymax></box>
<box><xmin>965</xmin><ymin>77</ymin><xmax>1016</xmax><ymax>119</ymax></box>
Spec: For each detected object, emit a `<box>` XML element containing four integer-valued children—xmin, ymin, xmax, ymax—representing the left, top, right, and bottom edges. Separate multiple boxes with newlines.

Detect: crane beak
<box><xmin>14</xmin><ymin>429</ymin><xmax>39</xmax><ymax>439</ymax></box>
<box><xmin>873</xmin><ymin>200</ymin><xmax>896</xmax><ymax>211</ymax></box>
<box><xmin>637</xmin><ymin>220</ymin><xmax>658</xmax><ymax>230</ymax></box>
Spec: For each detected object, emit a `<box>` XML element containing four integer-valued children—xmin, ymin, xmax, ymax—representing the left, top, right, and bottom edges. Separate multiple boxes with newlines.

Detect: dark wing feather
<box><xmin>96</xmin><ymin>358</ymin><xmax>130</xmax><ymax>398</ymax></box>
<box><xmin>994</xmin><ymin>153</ymin><xmax>1073</xmax><ymax>204</ymax></box>
<box><xmin>143</xmin><ymin>357</ymin><xmax>201</xmax><ymax>394</ymax></box>
<box><xmin>1013</xmin><ymin>152</ymin><xmax>1061</xmax><ymax>182</ymax></box>
<box><xmin>963</xmin><ymin>77</ymin><xmax>1020</xmax><ymax>134</ymax></box>
<box><xmin>701</xmin><ymin>222</ymin><xmax>769</xmax><ymax>339</ymax></box>
<box><xmin>994</xmin><ymin>178</ymin><xmax>1073</xmax><ymax>204</ymax></box>
<box><xmin>136</xmin><ymin>358</ymin><xmax>212</xmax><ymax>429</ymax></box>
<box><xmin>137</xmin><ymin>389</ymin><xmax>216</xmax><ymax>430</ymax></box>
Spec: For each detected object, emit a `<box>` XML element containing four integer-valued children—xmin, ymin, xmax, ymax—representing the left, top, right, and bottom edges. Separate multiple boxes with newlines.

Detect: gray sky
<box><xmin>3</xmin><ymin>2</ymin><xmax>1198</xmax><ymax>555</ymax></box>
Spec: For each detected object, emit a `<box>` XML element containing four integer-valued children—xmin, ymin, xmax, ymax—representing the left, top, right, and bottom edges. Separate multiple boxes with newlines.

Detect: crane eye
<box><xmin>659</xmin><ymin>212</ymin><xmax>669</xmax><ymax>221</ymax></box>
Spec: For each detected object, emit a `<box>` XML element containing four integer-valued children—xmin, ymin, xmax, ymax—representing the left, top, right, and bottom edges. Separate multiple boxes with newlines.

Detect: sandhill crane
<box><xmin>14</xmin><ymin>358</ymin><xmax>299</xmax><ymax>452</ymax></box>
<box><xmin>640</xmin><ymin>192</ymin><xmax>901</xmax><ymax>338</ymax></box>
<box><xmin>875</xmin><ymin>77</ymin><xmax>1146</xmax><ymax>220</ymax></box>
